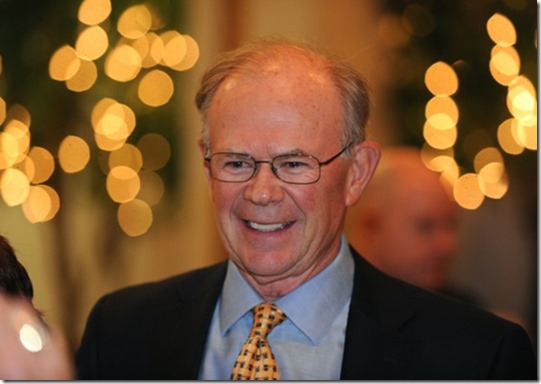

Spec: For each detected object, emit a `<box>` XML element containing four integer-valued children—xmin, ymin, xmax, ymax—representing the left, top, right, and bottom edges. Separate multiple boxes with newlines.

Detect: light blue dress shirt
<box><xmin>199</xmin><ymin>236</ymin><xmax>354</xmax><ymax>380</ymax></box>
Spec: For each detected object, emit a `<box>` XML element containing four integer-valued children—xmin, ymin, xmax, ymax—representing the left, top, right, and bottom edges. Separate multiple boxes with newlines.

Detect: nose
<box><xmin>440</xmin><ymin>229</ymin><xmax>457</xmax><ymax>254</ymax></box>
<box><xmin>243</xmin><ymin>163</ymin><xmax>284</xmax><ymax>205</ymax></box>
<box><xmin>433</xmin><ymin>226</ymin><xmax>457</xmax><ymax>261</ymax></box>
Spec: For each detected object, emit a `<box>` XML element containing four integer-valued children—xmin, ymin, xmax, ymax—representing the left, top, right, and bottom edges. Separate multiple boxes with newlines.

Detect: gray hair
<box><xmin>195</xmin><ymin>38</ymin><xmax>371</xmax><ymax>149</ymax></box>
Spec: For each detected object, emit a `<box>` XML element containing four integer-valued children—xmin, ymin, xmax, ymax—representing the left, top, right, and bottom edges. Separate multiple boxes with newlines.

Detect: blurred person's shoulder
<box><xmin>354</xmin><ymin>248</ymin><xmax>528</xmax><ymax>337</ymax></box>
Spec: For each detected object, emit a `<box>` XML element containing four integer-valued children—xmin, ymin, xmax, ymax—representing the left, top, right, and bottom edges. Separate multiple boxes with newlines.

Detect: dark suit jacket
<box><xmin>76</xmin><ymin>247</ymin><xmax>536</xmax><ymax>379</ymax></box>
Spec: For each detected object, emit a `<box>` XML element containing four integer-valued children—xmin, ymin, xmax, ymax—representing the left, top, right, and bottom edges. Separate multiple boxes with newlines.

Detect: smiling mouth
<box><xmin>244</xmin><ymin>221</ymin><xmax>294</xmax><ymax>232</ymax></box>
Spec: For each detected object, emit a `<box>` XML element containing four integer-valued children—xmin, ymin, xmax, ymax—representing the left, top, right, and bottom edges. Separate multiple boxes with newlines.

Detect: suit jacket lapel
<box><xmin>341</xmin><ymin>248</ymin><xmax>421</xmax><ymax>379</ymax></box>
<box><xmin>144</xmin><ymin>251</ymin><xmax>422</xmax><ymax>379</ymax></box>
<box><xmin>148</xmin><ymin>262</ymin><xmax>228</xmax><ymax>379</ymax></box>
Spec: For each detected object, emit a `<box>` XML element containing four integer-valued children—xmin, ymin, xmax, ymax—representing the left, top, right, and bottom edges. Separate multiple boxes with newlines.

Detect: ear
<box><xmin>345</xmin><ymin>140</ymin><xmax>380</xmax><ymax>207</ymax></box>
<box><xmin>198</xmin><ymin>139</ymin><xmax>211</xmax><ymax>181</ymax></box>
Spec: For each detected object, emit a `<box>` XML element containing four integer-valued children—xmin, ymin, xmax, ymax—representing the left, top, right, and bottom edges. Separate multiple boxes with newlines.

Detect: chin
<box><xmin>238</xmin><ymin>253</ymin><xmax>294</xmax><ymax>276</ymax></box>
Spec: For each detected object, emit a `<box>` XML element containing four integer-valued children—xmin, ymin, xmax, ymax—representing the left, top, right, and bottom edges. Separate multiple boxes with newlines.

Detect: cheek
<box><xmin>383</xmin><ymin>218</ymin><xmax>419</xmax><ymax>252</ymax></box>
<box><xmin>290</xmin><ymin>184</ymin><xmax>318</xmax><ymax>204</ymax></box>
<box><xmin>299</xmin><ymin>180</ymin><xmax>348</xmax><ymax>224</ymax></box>
<box><xmin>209</xmin><ymin>182</ymin><xmax>238</xmax><ymax>213</ymax></box>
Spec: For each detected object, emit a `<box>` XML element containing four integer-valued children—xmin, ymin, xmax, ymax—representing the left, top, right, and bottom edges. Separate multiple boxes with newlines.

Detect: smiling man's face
<box><xmin>200</xmin><ymin>55</ymin><xmax>377</xmax><ymax>298</ymax></box>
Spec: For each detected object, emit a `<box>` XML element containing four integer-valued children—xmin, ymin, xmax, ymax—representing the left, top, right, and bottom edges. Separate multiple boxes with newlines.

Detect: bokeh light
<box><xmin>58</xmin><ymin>135</ymin><xmax>91</xmax><ymax>173</ymax></box>
<box><xmin>137</xmin><ymin>69</ymin><xmax>174</xmax><ymax>107</ymax></box>
<box><xmin>486</xmin><ymin>13</ymin><xmax>517</xmax><ymax>46</ymax></box>
<box><xmin>49</xmin><ymin>45</ymin><xmax>81</xmax><ymax>81</ymax></box>
<box><xmin>2</xmin><ymin>0</ymin><xmax>201</xmax><ymax>234</ymax></box>
<box><xmin>1</xmin><ymin>168</ymin><xmax>30</xmax><ymax>207</ymax></box>
<box><xmin>420</xmin><ymin>145</ymin><xmax>456</xmax><ymax>173</ymax></box>
<box><xmin>132</xmin><ymin>32</ymin><xmax>164</xmax><ymax>68</ymax></box>
<box><xmin>109</xmin><ymin>143</ymin><xmax>143</xmax><ymax>172</ymax></box>
<box><xmin>418</xmin><ymin>10</ymin><xmax>536</xmax><ymax>210</ymax></box>
<box><xmin>425</xmin><ymin>61</ymin><xmax>458</xmax><ymax>96</ymax></box>
<box><xmin>117</xmin><ymin>5</ymin><xmax>152</xmax><ymax>40</ymax></box>
<box><xmin>473</xmin><ymin>147</ymin><xmax>509</xmax><ymax>200</ymax></box>
<box><xmin>425</xmin><ymin>96</ymin><xmax>459</xmax><ymax>125</ymax></box>
<box><xmin>75</xmin><ymin>26</ymin><xmax>109</xmax><ymax>61</ymax></box>
<box><xmin>117</xmin><ymin>199</ymin><xmax>153</xmax><ymax>237</ymax></box>
<box><xmin>104</xmin><ymin>44</ymin><xmax>142</xmax><ymax>82</ymax></box>
<box><xmin>159</xmin><ymin>30</ymin><xmax>187</xmax><ymax>68</ymax></box>
<box><xmin>506</xmin><ymin>76</ymin><xmax>537</xmax><ymax>135</ymax></box>
<box><xmin>22</xmin><ymin>185</ymin><xmax>61</xmax><ymax>223</ymax></box>
<box><xmin>28</xmin><ymin>146</ymin><xmax>55</xmax><ymax>183</ymax></box>
<box><xmin>423</xmin><ymin>121</ymin><xmax>457</xmax><ymax>150</ymax></box>
<box><xmin>66</xmin><ymin>59</ymin><xmax>98</xmax><ymax>92</ymax></box>
<box><xmin>13</xmin><ymin>156</ymin><xmax>35</xmax><ymax>183</ymax></box>
<box><xmin>78</xmin><ymin>0</ymin><xmax>112</xmax><ymax>26</ymax></box>
<box><xmin>0</xmin><ymin>132</ymin><xmax>18</xmax><ymax>169</ymax></box>
<box><xmin>92</xmin><ymin>99</ymin><xmax>136</xmax><ymax>151</ymax></box>
<box><xmin>171</xmin><ymin>34</ymin><xmax>199</xmax><ymax>71</ymax></box>
<box><xmin>479</xmin><ymin>166</ymin><xmax>508</xmax><ymax>199</ymax></box>
<box><xmin>489</xmin><ymin>45</ymin><xmax>520</xmax><ymax>85</ymax></box>
<box><xmin>453</xmin><ymin>173</ymin><xmax>484</xmax><ymax>210</ymax></box>
<box><xmin>106</xmin><ymin>165</ymin><xmax>140</xmax><ymax>203</ymax></box>
<box><xmin>497</xmin><ymin>118</ymin><xmax>525</xmax><ymax>155</ymax></box>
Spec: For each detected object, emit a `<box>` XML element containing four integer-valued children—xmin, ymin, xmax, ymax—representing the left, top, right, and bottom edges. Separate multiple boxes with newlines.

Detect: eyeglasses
<box><xmin>204</xmin><ymin>142</ymin><xmax>352</xmax><ymax>184</ymax></box>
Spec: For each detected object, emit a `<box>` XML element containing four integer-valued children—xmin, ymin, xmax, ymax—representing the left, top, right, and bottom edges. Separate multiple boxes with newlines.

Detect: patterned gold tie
<box><xmin>231</xmin><ymin>303</ymin><xmax>287</xmax><ymax>380</ymax></box>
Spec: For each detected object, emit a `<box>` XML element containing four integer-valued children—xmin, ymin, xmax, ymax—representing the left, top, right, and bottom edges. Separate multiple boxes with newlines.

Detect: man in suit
<box><xmin>76</xmin><ymin>38</ymin><xmax>536</xmax><ymax>380</ymax></box>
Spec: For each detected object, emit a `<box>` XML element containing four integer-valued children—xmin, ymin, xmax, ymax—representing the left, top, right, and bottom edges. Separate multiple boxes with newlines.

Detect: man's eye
<box><xmin>415</xmin><ymin>218</ymin><xmax>435</xmax><ymax>235</ymax></box>
<box><xmin>282</xmin><ymin>160</ymin><xmax>309</xmax><ymax>169</ymax></box>
<box><xmin>224</xmin><ymin>160</ymin><xmax>251</xmax><ymax>169</ymax></box>
<box><xmin>276</xmin><ymin>157</ymin><xmax>315</xmax><ymax>175</ymax></box>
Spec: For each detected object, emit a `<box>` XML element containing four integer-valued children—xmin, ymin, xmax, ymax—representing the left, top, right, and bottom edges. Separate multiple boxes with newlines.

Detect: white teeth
<box><xmin>247</xmin><ymin>221</ymin><xmax>287</xmax><ymax>232</ymax></box>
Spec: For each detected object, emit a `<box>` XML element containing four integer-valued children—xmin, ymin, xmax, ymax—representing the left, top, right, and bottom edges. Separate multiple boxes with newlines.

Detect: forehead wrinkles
<box><xmin>218</xmin><ymin>54</ymin><xmax>340</xmax><ymax>110</ymax></box>
<box><xmin>213</xmin><ymin>71</ymin><xmax>343</xmax><ymax>141</ymax></box>
<box><xmin>250</xmin><ymin>53</ymin><xmax>330</xmax><ymax>86</ymax></box>
<box><xmin>207</xmin><ymin>52</ymin><xmax>346</xmax><ymax>146</ymax></box>
<box><xmin>240</xmin><ymin>44</ymin><xmax>330</xmax><ymax>74</ymax></box>
<box><xmin>213</xmin><ymin>45</ymin><xmax>332</xmax><ymax>92</ymax></box>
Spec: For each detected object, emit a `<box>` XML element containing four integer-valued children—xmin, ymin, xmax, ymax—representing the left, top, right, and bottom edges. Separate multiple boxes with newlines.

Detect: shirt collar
<box><xmin>219</xmin><ymin>260</ymin><xmax>263</xmax><ymax>334</ymax></box>
<box><xmin>219</xmin><ymin>235</ymin><xmax>354</xmax><ymax>344</ymax></box>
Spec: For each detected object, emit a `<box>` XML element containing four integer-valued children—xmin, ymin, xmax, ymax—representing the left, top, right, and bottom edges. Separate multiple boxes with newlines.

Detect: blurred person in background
<box><xmin>0</xmin><ymin>235</ymin><xmax>35</xmax><ymax>300</ymax></box>
<box><xmin>348</xmin><ymin>146</ymin><xmax>527</xmax><ymax>325</ymax></box>
<box><xmin>0</xmin><ymin>292</ymin><xmax>75</xmax><ymax>380</ymax></box>
<box><xmin>0</xmin><ymin>235</ymin><xmax>75</xmax><ymax>380</ymax></box>
<box><xmin>347</xmin><ymin>147</ymin><xmax>470</xmax><ymax>298</ymax></box>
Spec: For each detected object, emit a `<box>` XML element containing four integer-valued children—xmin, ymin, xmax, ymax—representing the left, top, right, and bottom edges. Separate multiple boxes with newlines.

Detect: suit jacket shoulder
<box><xmin>76</xmin><ymin>261</ymin><xmax>227</xmax><ymax>379</ymax></box>
<box><xmin>77</xmin><ymin>249</ymin><xmax>536</xmax><ymax>380</ymax></box>
<box><xmin>342</xmin><ymin>247</ymin><xmax>536</xmax><ymax>380</ymax></box>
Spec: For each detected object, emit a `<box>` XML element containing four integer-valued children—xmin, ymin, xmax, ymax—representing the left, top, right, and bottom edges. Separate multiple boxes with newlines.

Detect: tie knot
<box><xmin>231</xmin><ymin>303</ymin><xmax>287</xmax><ymax>380</ymax></box>
<box><xmin>251</xmin><ymin>303</ymin><xmax>286</xmax><ymax>338</ymax></box>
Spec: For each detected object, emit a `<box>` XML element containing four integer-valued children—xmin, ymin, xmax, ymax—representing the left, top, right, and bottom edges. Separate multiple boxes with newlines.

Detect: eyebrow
<box><xmin>215</xmin><ymin>147</ymin><xmax>312</xmax><ymax>157</ymax></box>
<box><xmin>276</xmin><ymin>148</ymin><xmax>311</xmax><ymax>156</ymax></box>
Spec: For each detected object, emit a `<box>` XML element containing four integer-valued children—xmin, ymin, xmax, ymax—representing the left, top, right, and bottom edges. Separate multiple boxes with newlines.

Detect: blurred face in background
<box><xmin>372</xmin><ymin>171</ymin><xmax>458</xmax><ymax>290</ymax></box>
<box><xmin>353</xmin><ymin>154</ymin><xmax>459</xmax><ymax>291</ymax></box>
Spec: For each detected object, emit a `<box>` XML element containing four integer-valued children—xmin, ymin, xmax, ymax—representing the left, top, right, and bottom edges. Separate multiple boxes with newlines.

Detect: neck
<box><xmin>239</xmin><ymin>249</ymin><xmax>340</xmax><ymax>302</ymax></box>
